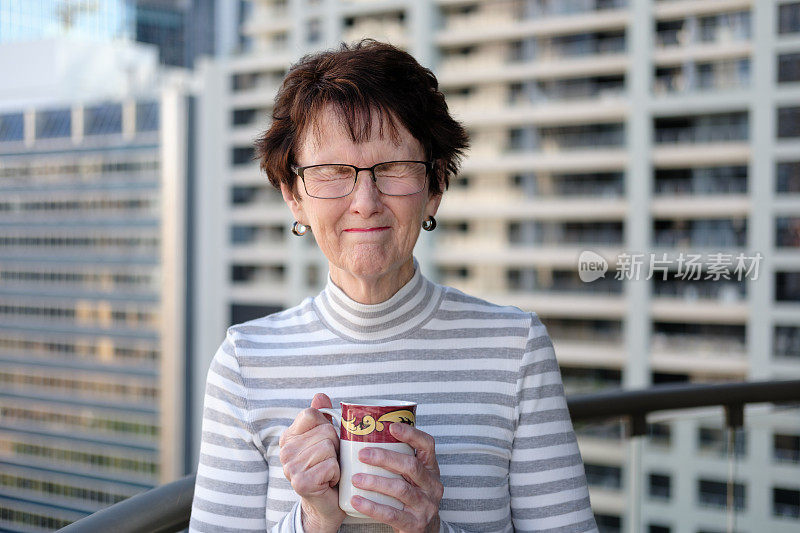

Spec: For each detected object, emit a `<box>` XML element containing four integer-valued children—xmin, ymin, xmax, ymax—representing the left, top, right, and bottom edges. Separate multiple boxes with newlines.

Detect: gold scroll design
<box><xmin>341</xmin><ymin>409</ymin><xmax>416</xmax><ymax>436</ymax></box>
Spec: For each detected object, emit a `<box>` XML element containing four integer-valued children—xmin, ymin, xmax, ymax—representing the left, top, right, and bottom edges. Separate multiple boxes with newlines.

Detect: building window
<box><xmin>649</xmin><ymin>473</ymin><xmax>671</xmax><ymax>500</ymax></box>
<box><xmin>778</xmin><ymin>106</ymin><xmax>800</xmax><ymax>138</ymax></box>
<box><xmin>0</xmin><ymin>113</ymin><xmax>24</xmax><ymax>142</ymax></box>
<box><xmin>779</xmin><ymin>52</ymin><xmax>800</xmax><ymax>83</ymax></box>
<box><xmin>648</xmin><ymin>422</ymin><xmax>672</xmax><ymax>447</ymax></box>
<box><xmin>774</xmin><ymin>326</ymin><xmax>800</xmax><ymax>358</ymax></box>
<box><xmin>231</xmin><ymin>72</ymin><xmax>259</xmax><ymax>91</ymax></box>
<box><xmin>654</xmin><ymin>112</ymin><xmax>748</xmax><ymax>144</ymax></box>
<box><xmin>307</xmin><ymin>19</ymin><xmax>322</xmax><ymax>44</ymax></box>
<box><xmin>698</xmin><ymin>479</ymin><xmax>745</xmax><ymax>510</ymax></box>
<box><xmin>84</xmin><ymin>103</ymin><xmax>122</xmax><ymax>136</ymax></box>
<box><xmin>776</xmin><ymin>271</ymin><xmax>800</xmax><ymax>302</ymax></box>
<box><xmin>35</xmin><ymin>108</ymin><xmax>71</xmax><ymax>139</ymax></box>
<box><xmin>776</xmin><ymin>217</ymin><xmax>800</xmax><ymax>248</ymax></box>
<box><xmin>230</xmin><ymin>303</ymin><xmax>282</xmax><ymax>325</ymax></box>
<box><xmin>698</xmin><ymin>426</ymin><xmax>746</xmax><ymax>457</ymax></box>
<box><xmin>232</xmin><ymin>108</ymin><xmax>258</xmax><ymax>127</ymax></box>
<box><xmin>779</xmin><ymin>3</ymin><xmax>800</xmax><ymax>34</ymax></box>
<box><xmin>230</xmin><ymin>225</ymin><xmax>257</xmax><ymax>244</ymax></box>
<box><xmin>773</xmin><ymin>487</ymin><xmax>800</xmax><ymax>518</ymax></box>
<box><xmin>774</xmin><ymin>433</ymin><xmax>800</xmax><ymax>462</ymax></box>
<box><xmin>585</xmin><ymin>463</ymin><xmax>622</xmax><ymax>490</ymax></box>
<box><xmin>594</xmin><ymin>514</ymin><xmax>621</xmax><ymax>533</ymax></box>
<box><xmin>232</xmin><ymin>146</ymin><xmax>255</xmax><ymax>166</ymax></box>
<box><xmin>136</xmin><ymin>101</ymin><xmax>159</xmax><ymax>132</ymax></box>
<box><xmin>777</xmin><ymin>161</ymin><xmax>800</xmax><ymax>193</ymax></box>
<box><xmin>231</xmin><ymin>186</ymin><xmax>258</xmax><ymax>205</ymax></box>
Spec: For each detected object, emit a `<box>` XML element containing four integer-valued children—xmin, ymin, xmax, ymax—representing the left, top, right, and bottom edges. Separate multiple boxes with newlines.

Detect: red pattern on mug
<box><xmin>339</xmin><ymin>403</ymin><xmax>416</xmax><ymax>443</ymax></box>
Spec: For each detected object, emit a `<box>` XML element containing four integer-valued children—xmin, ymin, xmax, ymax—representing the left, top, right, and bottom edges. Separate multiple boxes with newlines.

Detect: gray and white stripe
<box><xmin>190</xmin><ymin>265</ymin><xmax>597</xmax><ymax>532</ymax></box>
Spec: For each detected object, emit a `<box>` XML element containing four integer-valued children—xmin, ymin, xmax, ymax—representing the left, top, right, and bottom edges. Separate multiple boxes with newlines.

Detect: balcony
<box><xmin>437</xmin><ymin>34</ymin><xmax>628</xmax><ymax>86</ymax></box>
<box><xmin>58</xmin><ymin>380</ymin><xmax>800</xmax><ymax>533</ymax></box>
<box><xmin>654</xmin><ymin>10</ymin><xmax>752</xmax><ymax>66</ymax></box>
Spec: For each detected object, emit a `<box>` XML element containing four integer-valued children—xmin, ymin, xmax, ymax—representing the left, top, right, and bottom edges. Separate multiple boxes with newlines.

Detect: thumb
<box><xmin>310</xmin><ymin>393</ymin><xmax>334</xmax><ymax>423</ymax></box>
<box><xmin>310</xmin><ymin>392</ymin><xmax>332</xmax><ymax>409</ymax></box>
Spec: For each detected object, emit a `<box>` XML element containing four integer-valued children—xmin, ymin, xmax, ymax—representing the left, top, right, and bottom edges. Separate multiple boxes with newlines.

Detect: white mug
<box><xmin>318</xmin><ymin>399</ymin><xmax>417</xmax><ymax>519</ymax></box>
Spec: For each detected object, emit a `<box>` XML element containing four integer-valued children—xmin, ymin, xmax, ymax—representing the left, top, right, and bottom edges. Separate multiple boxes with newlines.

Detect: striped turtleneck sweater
<box><xmin>189</xmin><ymin>263</ymin><xmax>598</xmax><ymax>533</ymax></box>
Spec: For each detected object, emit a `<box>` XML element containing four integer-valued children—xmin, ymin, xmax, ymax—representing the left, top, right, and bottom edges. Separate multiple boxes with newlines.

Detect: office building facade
<box><xmin>0</xmin><ymin>40</ymin><xmax>190</xmax><ymax>531</ymax></box>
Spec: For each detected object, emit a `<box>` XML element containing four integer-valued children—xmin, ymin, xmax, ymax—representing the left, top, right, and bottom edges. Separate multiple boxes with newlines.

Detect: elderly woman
<box><xmin>190</xmin><ymin>40</ymin><xmax>597</xmax><ymax>533</ymax></box>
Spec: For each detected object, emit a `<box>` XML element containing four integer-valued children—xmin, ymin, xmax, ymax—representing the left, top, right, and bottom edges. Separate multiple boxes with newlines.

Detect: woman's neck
<box><xmin>328</xmin><ymin>259</ymin><xmax>416</xmax><ymax>304</ymax></box>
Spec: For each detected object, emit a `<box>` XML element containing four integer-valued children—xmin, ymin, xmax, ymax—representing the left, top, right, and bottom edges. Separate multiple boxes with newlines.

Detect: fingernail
<box><xmin>359</xmin><ymin>448</ymin><xmax>373</xmax><ymax>461</ymax></box>
<box><xmin>390</xmin><ymin>422</ymin><xmax>404</xmax><ymax>434</ymax></box>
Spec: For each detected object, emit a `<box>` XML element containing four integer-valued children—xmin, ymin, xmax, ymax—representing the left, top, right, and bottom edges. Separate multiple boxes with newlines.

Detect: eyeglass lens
<box><xmin>302</xmin><ymin>162</ymin><xmax>427</xmax><ymax>198</ymax></box>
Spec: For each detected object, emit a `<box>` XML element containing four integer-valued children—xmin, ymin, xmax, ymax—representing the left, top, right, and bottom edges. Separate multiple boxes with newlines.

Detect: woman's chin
<box><xmin>335</xmin><ymin>249</ymin><xmax>410</xmax><ymax>283</ymax></box>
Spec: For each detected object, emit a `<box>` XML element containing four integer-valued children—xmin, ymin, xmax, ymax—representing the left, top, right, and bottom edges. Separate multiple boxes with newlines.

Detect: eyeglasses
<box><xmin>291</xmin><ymin>160</ymin><xmax>433</xmax><ymax>199</ymax></box>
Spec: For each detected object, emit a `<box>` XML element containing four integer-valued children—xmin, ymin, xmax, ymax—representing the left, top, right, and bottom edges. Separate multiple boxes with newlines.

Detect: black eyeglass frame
<box><xmin>290</xmin><ymin>160</ymin><xmax>434</xmax><ymax>199</ymax></box>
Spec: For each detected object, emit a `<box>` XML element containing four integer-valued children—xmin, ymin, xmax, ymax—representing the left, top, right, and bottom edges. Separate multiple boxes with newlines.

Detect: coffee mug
<box><xmin>318</xmin><ymin>399</ymin><xmax>417</xmax><ymax>518</ymax></box>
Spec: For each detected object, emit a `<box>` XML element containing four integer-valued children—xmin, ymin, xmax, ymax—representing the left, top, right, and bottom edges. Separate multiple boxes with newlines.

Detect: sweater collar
<box><xmin>313</xmin><ymin>259</ymin><xmax>443</xmax><ymax>342</ymax></box>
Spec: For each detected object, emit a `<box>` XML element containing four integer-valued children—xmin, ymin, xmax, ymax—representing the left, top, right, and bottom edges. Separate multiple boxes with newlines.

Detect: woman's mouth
<box><xmin>344</xmin><ymin>227</ymin><xmax>390</xmax><ymax>233</ymax></box>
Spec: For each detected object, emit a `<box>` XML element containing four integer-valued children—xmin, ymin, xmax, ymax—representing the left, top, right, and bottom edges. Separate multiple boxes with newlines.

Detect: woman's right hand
<box><xmin>279</xmin><ymin>393</ymin><xmax>346</xmax><ymax>533</ymax></box>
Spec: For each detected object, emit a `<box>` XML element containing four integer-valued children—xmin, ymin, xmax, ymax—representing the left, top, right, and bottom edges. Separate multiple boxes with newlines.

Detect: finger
<box><xmin>351</xmin><ymin>473</ymin><xmax>423</xmax><ymax>507</ymax></box>
<box><xmin>389</xmin><ymin>423</ymin><xmax>440</xmax><ymax>475</ymax></box>
<box><xmin>311</xmin><ymin>392</ymin><xmax>335</xmax><ymax>424</ymax></box>
<box><xmin>280</xmin><ymin>421</ymin><xmax>340</xmax><ymax>460</ymax></box>
<box><xmin>291</xmin><ymin>456</ymin><xmax>341</xmax><ymax>496</ymax></box>
<box><xmin>350</xmin><ymin>495</ymin><xmax>420</xmax><ymax>531</ymax></box>
<box><xmin>358</xmin><ymin>448</ymin><xmax>432</xmax><ymax>489</ymax></box>
<box><xmin>281</xmin><ymin>429</ymin><xmax>339</xmax><ymax>474</ymax></box>
<box><xmin>280</xmin><ymin>407</ymin><xmax>335</xmax><ymax>446</ymax></box>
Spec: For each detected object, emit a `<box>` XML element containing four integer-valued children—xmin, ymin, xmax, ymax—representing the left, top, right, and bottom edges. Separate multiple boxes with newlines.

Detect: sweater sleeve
<box><xmin>508</xmin><ymin>314</ymin><xmax>598</xmax><ymax>533</ymax></box>
<box><xmin>189</xmin><ymin>332</ymin><xmax>300</xmax><ymax>532</ymax></box>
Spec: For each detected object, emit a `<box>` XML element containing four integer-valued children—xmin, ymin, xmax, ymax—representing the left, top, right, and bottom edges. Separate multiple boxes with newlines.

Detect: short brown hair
<box><xmin>255</xmin><ymin>39</ymin><xmax>469</xmax><ymax>197</ymax></box>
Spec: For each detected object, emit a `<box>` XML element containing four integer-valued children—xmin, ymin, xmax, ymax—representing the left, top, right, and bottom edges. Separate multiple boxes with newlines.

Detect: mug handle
<box><xmin>317</xmin><ymin>407</ymin><xmax>341</xmax><ymax>428</ymax></box>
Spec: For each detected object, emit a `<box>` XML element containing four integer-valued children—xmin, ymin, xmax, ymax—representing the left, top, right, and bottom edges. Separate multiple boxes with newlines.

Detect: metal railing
<box><xmin>59</xmin><ymin>379</ymin><xmax>800</xmax><ymax>533</ymax></box>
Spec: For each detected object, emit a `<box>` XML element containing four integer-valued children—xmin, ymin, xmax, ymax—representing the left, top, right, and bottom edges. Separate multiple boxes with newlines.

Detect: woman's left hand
<box><xmin>350</xmin><ymin>422</ymin><xmax>443</xmax><ymax>533</ymax></box>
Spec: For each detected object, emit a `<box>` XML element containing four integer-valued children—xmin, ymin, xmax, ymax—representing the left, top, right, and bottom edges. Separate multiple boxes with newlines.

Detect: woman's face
<box><xmin>281</xmin><ymin>107</ymin><xmax>441</xmax><ymax>292</ymax></box>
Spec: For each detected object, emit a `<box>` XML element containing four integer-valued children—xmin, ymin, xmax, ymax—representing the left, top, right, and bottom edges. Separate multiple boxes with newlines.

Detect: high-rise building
<box><xmin>0</xmin><ymin>39</ymin><xmax>192</xmax><ymax>531</ymax></box>
<box><xmin>196</xmin><ymin>1</ymin><xmax>800</xmax><ymax>532</ymax></box>
<box><xmin>0</xmin><ymin>0</ymin><xmax>222</xmax><ymax>67</ymax></box>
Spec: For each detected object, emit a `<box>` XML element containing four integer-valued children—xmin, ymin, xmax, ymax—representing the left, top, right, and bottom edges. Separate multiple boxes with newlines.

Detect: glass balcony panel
<box><xmin>654</xmin><ymin>113</ymin><xmax>749</xmax><ymax>144</ymax></box>
<box><xmin>655</xmin><ymin>19</ymin><xmax>685</xmax><ymax>48</ymax></box>
<box><xmin>562</xmin><ymin>366</ymin><xmax>622</xmax><ymax>394</ymax></box>
<box><xmin>652</xmin><ymin>277</ymin><xmax>746</xmax><ymax>301</ymax></box>
<box><xmin>522</xmin><ymin>0</ymin><xmax>627</xmax><ymax>18</ymax></box>
<box><xmin>508</xmin><ymin>220</ymin><xmax>624</xmax><ymax>246</ymax></box>
<box><xmin>652</xmin><ymin>218</ymin><xmax>747</xmax><ymax>248</ymax></box>
<box><xmin>654</xmin><ymin>166</ymin><xmax>748</xmax><ymax>196</ymax></box>
<box><xmin>545</xmin><ymin>317</ymin><xmax>623</xmax><ymax>344</ymax></box>
<box><xmin>694</xmin><ymin>59</ymin><xmax>750</xmax><ymax>92</ymax></box>
<box><xmin>652</xmin><ymin>322</ymin><xmax>746</xmax><ymax>356</ymax></box>
<box><xmin>698</xmin><ymin>11</ymin><xmax>751</xmax><ymax>44</ymax></box>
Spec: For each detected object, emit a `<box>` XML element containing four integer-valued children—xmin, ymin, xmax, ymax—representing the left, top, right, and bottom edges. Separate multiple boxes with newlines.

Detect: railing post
<box><xmin>724</xmin><ymin>403</ymin><xmax>744</xmax><ymax>533</ymax></box>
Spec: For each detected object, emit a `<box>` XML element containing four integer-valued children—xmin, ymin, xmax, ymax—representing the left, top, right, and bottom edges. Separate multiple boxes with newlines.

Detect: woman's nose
<box><xmin>349</xmin><ymin>169</ymin><xmax>382</xmax><ymax>214</ymax></box>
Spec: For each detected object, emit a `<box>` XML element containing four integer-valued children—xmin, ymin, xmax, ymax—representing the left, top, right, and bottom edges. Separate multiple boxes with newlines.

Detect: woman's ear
<box><xmin>280</xmin><ymin>182</ymin><xmax>306</xmax><ymax>224</ymax></box>
<box><xmin>425</xmin><ymin>191</ymin><xmax>442</xmax><ymax>219</ymax></box>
